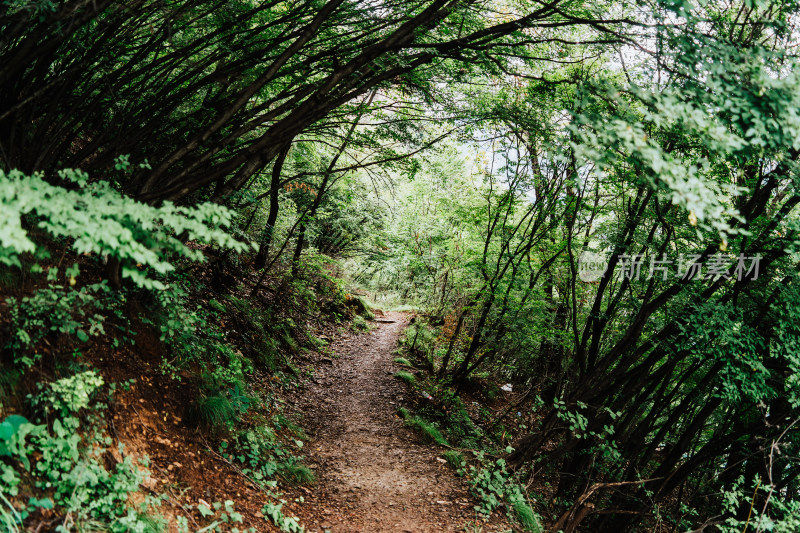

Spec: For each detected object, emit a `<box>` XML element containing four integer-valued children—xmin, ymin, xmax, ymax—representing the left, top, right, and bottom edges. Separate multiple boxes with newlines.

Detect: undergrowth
<box><xmin>393</xmin><ymin>370</ymin><xmax>416</xmax><ymax>384</ymax></box>
<box><xmin>394</xmin><ymin>316</ymin><xmax>543</xmax><ymax>532</ymax></box>
<box><xmin>393</xmin><ymin>356</ymin><xmax>413</xmax><ymax>367</ymax></box>
<box><xmin>398</xmin><ymin>407</ymin><xmax>449</xmax><ymax>446</ymax></box>
<box><xmin>352</xmin><ymin>314</ymin><xmax>370</xmax><ymax>332</ymax></box>
<box><xmin>219</xmin><ymin>414</ymin><xmax>315</xmax><ymax>488</ymax></box>
<box><xmin>460</xmin><ymin>451</ymin><xmax>542</xmax><ymax>532</ymax></box>
<box><xmin>0</xmin><ymin>371</ymin><xmax>164</xmax><ymax>532</ymax></box>
<box><xmin>0</xmin><ymin>168</ymin><xmax>404</xmax><ymax>532</ymax></box>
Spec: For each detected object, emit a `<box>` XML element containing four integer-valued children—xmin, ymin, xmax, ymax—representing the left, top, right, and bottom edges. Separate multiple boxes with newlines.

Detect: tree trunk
<box><xmin>254</xmin><ymin>144</ymin><xmax>291</xmax><ymax>269</ymax></box>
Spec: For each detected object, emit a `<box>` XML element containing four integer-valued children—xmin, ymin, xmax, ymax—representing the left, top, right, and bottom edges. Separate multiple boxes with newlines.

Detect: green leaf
<box><xmin>28</xmin><ymin>497</ymin><xmax>54</xmax><ymax>510</ymax></box>
<box><xmin>198</xmin><ymin>503</ymin><xmax>214</xmax><ymax>517</ymax></box>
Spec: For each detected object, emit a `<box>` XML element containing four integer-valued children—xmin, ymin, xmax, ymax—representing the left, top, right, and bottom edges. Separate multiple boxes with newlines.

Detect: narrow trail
<box><xmin>287</xmin><ymin>312</ymin><xmax>509</xmax><ymax>533</ymax></box>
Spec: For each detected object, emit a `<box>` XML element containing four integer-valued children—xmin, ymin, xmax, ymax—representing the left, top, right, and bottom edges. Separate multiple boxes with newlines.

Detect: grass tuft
<box><xmin>393</xmin><ymin>370</ymin><xmax>415</xmax><ymax>384</ymax></box>
<box><xmin>397</xmin><ymin>406</ymin><xmax>449</xmax><ymax>445</ymax></box>
<box><xmin>400</xmin><ymin>413</ymin><xmax>448</xmax><ymax>446</ymax></box>
<box><xmin>282</xmin><ymin>463</ymin><xmax>316</xmax><ymax>485</ymax></box>
<box><xmin>511</xmin><ymin>494</ymin><xmax>542</xmax><ymax>532</ymax></box>
<box><xmin>191</xmin><ymin>394</ymin><xmax>235</xmax><ymax>432</ymax></box>
<box><xmin>413</xmin><ymin>416</ymin><xmax>449</xmax><ymax>446</ymax></box>
<box><xmin>0</xmin><ymin>493</ymin><xmax>21</xmax><ymax>533</ymax></box>
<box><xmin>393</xmin><ymin>356</ymin><xmax>413</xmax><ymax>367</ymax></box>
<box><xmin>442</xmin><ymin>450</ymin><xmax>465</xmax><ymax>469</ymax></box>
<box><xmin>352</xmin><ymin>315</ymin><xmax>370</xmax><ymax>331</ymax></box>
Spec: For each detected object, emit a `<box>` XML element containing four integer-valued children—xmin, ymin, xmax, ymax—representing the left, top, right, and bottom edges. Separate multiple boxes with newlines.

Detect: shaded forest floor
<box><xmin>284</xmin><ymin>312</ymin><xmax>511</xmax><ymax>532</ymax></box>
<box><xmin>0</xmin><ymin>256</ymin><xmax>521</xmax><ymax>531</ymax></box>
<box><xmin>88</xmin><ymin>308</ymin><xmax>513</xmax><ymax>532</ymax></box>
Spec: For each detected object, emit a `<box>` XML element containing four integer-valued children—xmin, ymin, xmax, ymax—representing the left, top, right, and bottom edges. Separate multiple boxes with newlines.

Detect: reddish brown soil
<box><xmin>96</xmin><ymin>323</ymin><xmax>282</xmax><ymax>532</ymax></box>
<box><xmin>3</xmin><ymin>280</ymin><xmax>515</xmax><ymax>532</ymax></box>
<box><xmin>285</xmin><ymin>312</ymin><xmax>511</xmax><ymax>533</ymax></box>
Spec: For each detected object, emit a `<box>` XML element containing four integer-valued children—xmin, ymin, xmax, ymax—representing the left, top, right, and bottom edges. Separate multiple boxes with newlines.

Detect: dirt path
<box><xmin>288</xmin><ymin>312</ymin><xmax>509</xmax><ymax>533</ymax></box>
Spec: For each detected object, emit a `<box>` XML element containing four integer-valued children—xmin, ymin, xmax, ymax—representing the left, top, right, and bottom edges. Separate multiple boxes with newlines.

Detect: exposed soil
<box><xmin>286</xmin><ymin>312</ymin><xmax>511</xmax><ymax>532</ymax></box>
<box><xmin>3</xmin><ymin>274</ymin><xmax>515</xmax><ymax>532</ymax></box>
<box><xmin>94</xmin><ymin>321</ymin><xmax>278</xmax><ymax>532</ymax></box>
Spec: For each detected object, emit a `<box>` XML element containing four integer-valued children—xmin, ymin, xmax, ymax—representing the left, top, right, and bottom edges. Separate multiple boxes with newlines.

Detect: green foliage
<box><xmin>0</xmin><ymin>493</ymin><xmax>21</xmax><ymax>533</ymax></box>
<box><xmin>346</xmin><ymin>295</ymin><xmax>375</xmax><ymax>319</ymax></box>
<box><xmin>675</xmin><ymin>301</ymin><xmax>772</xmax><ymax>403</ymax></box>
<box><xmin>466</xmin><ymin>450</ymin><xmax>541</xmax><ymax>531</ymax></box>
<box><xmin>225</xmin><ymin>295</ymin><xmax>284</xmax><ymax>371</ymax></box>
<box><xmin>393</xmin><ymin>370</ymin><xmax>416</xmax><ymax>385</ymax></box>
<box><xmin>208</xmin><ymin>299</ymin><xmax>227</xmax><ymax>313</ymax></box>
<box><xmin>442</xmin><ymin>450</ymin><xmax>465</xmax><ymax>469</ymax></box>
<box><xmin>346</xmin><ymin>143</ymin><xmax>483</xmax><ymax>308</ymax></box>
<box><xmin>719</xmin><ymin>476</ymin><xmax>800</xmax><ymax>533</ymax></box>
<box><xmin>282</xmin><ymin>463</ymin><xmax>316</xmax><ymax>485</ymax></box>
<box><xmin>0</xmin><ymin>169</ymin><xmax>248</xmax><ymax>288</ymax></box>
<box><xmin>351</xmin><ymin>314</ymin><xmax>370</xmax><ymax>332</ymax></box>
<box><xmin>195</xmin><ymin>500</ymin><xmax>244</xmax><ymax>533</ymax></box>
<box><xmin>398</xmin><ymin>408</ymin><xmax>449</xmax><ymax>446</ymax></box>
<box><xmin>31</xmin><ymin>370</ymin><xmax>104</xmax><ymax>416</ymax></box>
<box><xmin>308</xmin><ymin>175</ymin><xmax>388</xmax><ymax>261</ymax></box>
<box><xmin>334</xmin><ymin>5</ymin><xmax>800</xmax><ymax>525</ymax></box>
<box><xmin>401</xmin><ymin>320</ymin><xmax>437</xmax><ymax>370</ymax></box>
<box><xmin>262</xmin><ymin>500</ymin><xmax>304</xmax><ymax>533</ymax></box>
<box><xmin>133</xmin><ymin>512</ymin><xmax>166</xmax><ymax>533</ymax></box>
<box><xmin>468</xmin><ymin>453</ymin><xmax>510</xmax><ymax>516</ymax></box>
<box><xmin>0</xmin><ymin>0</ymin><xmax>798</xmax><ymax>528</ymax></box>
<box><xmin>442</xmin><ymin>397</ymin><xmax>484</xmax><ymax>449</ymax></box>
<box><xmin>149</xmin><ymin>283</ymin><xmax>254</xmax><ymax>404</ymax></box>
<box><xmin>191</xmin><ymin>394</ymin><xmax>237</xmax><ymax>433</ymax></box>
<box><xmin>509</xmin><ymin>491</ymin><xmax>542</xmax><ymax>533</ymax></box>
<box><xmin>4</xmin><ymin>280</ymin><xmax>115</xmax><ymax>367</ymax></box>
<box><xmin>0</xmin><ymin>414</ymin><xmax>37</xmax><ymax>479</ymax></box>
<box><xmin>220</xmin><ymin>418</ymin><xmax>313</xmax><ymax>488</ymax></box>
<box><xmin>393</xmin><ymin>356</ymin><xmax>413</xmax><ymax>367</ymax></box>
<box><xmin>0</xmin><ymin>383</ymin><xmax>161</xmax><ymax>532</ymax></box>
<box><xmin>774</xmin><ymin>285</ymin><xmax>800</xmax><ymax>409</ymax></box>
<box><xmin>414</xmin><ymin>417</ymin><xmax>449</xmax><ymax>446</ymax></box>
<box><xmin>33</xmin><ymin>428</ymin><xmax>146</xmax><ymax>531</ymax></box>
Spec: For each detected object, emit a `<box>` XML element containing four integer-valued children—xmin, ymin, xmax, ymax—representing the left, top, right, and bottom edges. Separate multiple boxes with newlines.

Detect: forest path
<box><xmin>286</xmin><ymin>312</ymin><xmax>508</xmax><ymax>532</ymax></box>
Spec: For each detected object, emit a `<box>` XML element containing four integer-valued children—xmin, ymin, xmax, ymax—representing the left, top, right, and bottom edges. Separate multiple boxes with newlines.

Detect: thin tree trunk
<box><xmin>254</xmin><ymin>144</ymin><xmax>292</xmax><ymax>269</ymax></box>
<box><xmin>290</xmin><ymin>89</ymin><xmax>376</xmax><ymax>277</ymax></box>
